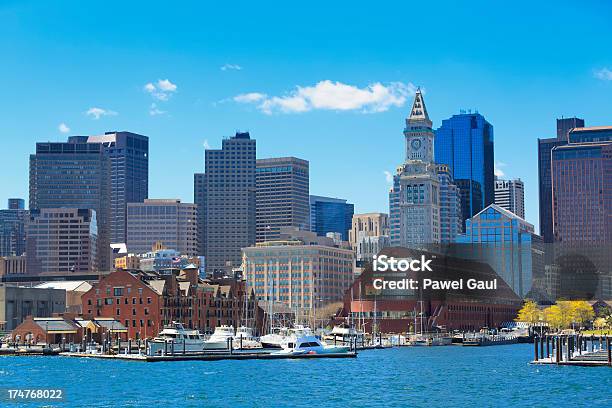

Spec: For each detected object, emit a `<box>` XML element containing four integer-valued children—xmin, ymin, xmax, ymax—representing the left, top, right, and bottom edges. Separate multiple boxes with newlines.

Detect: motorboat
<box><xmin>260</xmin><ymin>327</ymin><xmax>289</xmax><ymax>349</ymax></box>
<box><xmin>148</xmin><ymin>322</ymin><xmax>205</xmax><ymax>355</ymax></box>
<box><xmin>233</xmin><ymin>326</ymin><xmax>262</xmax><ymax>349</ymax></box>
<box><xmin>203</xmin><ymin>325</ymin><xmax>235</xmax><ymax>350</ymax></box>
<box><xmin>274</xmin><ymin>335</ymin><xmax>350</xmax><ymax>355</ymax></box>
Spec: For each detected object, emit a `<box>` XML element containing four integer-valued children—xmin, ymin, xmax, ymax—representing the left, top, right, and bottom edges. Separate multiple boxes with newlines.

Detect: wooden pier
<box><xmin>530</xmin><ymin>334</ymin><xmax>612</xmax><ymax>367</ymax></box>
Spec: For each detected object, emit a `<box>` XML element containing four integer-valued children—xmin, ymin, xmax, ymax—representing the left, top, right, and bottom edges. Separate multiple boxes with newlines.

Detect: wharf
<box><xmin>530</xmin><ymin>334</ymin><xmax>612</xmax><ymax>367</ymax></box>
<box><xmin>59</xmin><ymin>351</ymin><xmax>357</xmax><ymax>362</ymax></box>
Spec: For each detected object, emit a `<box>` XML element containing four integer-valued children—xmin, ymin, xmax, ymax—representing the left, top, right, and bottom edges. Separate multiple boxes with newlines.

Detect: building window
<box><xmin>113</xmin><ymin>287</ymin><xmax>123</xmax><ymax>296</ymax></box>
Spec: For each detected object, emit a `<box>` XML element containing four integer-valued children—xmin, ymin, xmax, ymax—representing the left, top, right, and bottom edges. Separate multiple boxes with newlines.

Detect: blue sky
<box><xmin>1</xmin><ymin>0</ymin><xmax>611</xmax><ymax>229</ymax></box>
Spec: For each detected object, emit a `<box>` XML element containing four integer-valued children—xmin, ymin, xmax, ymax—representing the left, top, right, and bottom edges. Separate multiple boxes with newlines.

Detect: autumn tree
<box><xmin>515</xmin><ymin>299</ymin><xmax>541</xmax><ymax>326</ymax></box>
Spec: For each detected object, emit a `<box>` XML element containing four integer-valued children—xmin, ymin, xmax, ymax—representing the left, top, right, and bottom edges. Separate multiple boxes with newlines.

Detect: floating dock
<box><xmin>530</xmin><ymin>334</ymin><xmax>612</xmax><ymax>367</ymax></box>
<box><xmin>59</xmin><ymin>351</ymin><xmax>357</xmax><ymax>362</ymax></box>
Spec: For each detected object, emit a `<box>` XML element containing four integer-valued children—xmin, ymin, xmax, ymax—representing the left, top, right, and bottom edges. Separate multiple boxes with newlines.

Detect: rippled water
<box><xmin>1</xmin><ymin>344</ymin><xmax>610</xmax><ymax>407</ymax></box>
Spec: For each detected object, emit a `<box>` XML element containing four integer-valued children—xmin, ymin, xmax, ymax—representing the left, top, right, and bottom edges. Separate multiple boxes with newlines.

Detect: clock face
<box><xmin>411</xmin><ymin>138</ymin><xmax>422</xmax><ymax>150</ymax></box>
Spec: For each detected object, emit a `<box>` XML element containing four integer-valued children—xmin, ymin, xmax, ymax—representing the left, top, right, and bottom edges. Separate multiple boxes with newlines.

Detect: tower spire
<box><xmin>408</xmin><ymin>88</ymin><xmax>432</xmax><ymax>128</ymax></box>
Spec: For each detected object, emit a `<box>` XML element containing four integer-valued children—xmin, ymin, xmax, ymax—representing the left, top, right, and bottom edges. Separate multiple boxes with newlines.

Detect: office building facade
<box><xmin>537</xmin><ymin>117</ymin><xmax>584</xmax><ymax>243</ymax></box>
<box><xmin>349</xmin><ymin>213</ymin><xmax>390</xmax><ymax>261</ymax></box>
<box><xmin>195</xmin><ymin>132</ymin><xmax>256</xmax><ymax>276</ymax></box>
<box><xmin>29</xmin><ymin>139</ymin><xmax>110</xmax><ymax>270</ymax></box>
<box><xmin>0</xmin><ymin>284</ymin><xmax>66</xmax><ymax>331</ymax></box>
<box><xmin>126</xmin><ymin>199</ymin><xmax>197</xmax><ymax>256</ymax></box>
<box><xmin>437</xmin><ymin>164</ymin><xmax>462</xmax><ymax>243</ymax></box>
<box><xmin>494</xmin><ymin>178</ymin><xmax>525</xmax><ymax>219</ymax></box>
<box><xmin>26</xmin><ymin>208</ymin><xmax>98</xmax><ymax>275</ymax></box>
<box><xmin>389</xmin><ymin>89</ymin><xmax>441</xmax><ymax>247</ymax></box>
<box><xmin>551</xmin><ymin>135</ymin><xmax>612</xmax><ymax>246</ymax></box>
<box><xmin>309</xmin><ymin>195</ymin><xmax>354</xmax><ymax>241</ymax></box>
<box><xmin>457</xmin><ymin>204</ymin><xmax>543</xmax><ymax>298</ymax></box>
<box><xmin>242</xmin><ymin>230</ymin><xmax>354</xmax><ymax>313</ymax></box>
<box><xmin>0</xmin><ymin>199</ymin><xmax>27</xmax><ymax>257</ymax></box>
<box><xmin>256</xmin><ymin>157</ymin><xmax>309</xmax><ymax>243</ymax></box>
<box><xmin>435</xmin><ymin>112</ymin><xmax>494</xmax><ymax>230</ymax></box>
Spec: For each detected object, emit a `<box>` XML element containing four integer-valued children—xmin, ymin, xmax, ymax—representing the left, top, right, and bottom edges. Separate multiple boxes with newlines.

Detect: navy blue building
<box><xmin>309</xmin><ymin>195</ymin><xmax>354</xmax><ymax>241</ymax></box>
<box><xmin>435</xmin><ymin>112</ymin><xmax>494</xmax><ymax>229</ymax></box>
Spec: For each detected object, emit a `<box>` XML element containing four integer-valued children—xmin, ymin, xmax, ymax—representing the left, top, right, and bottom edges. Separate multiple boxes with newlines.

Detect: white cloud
<box><xmin>234</xmin><ymin>80</ymin><xmax>416</xmax><ymax>114</ymax></box>
<box><xmin>594</xmin><ymin>68</ymin><xmax>612</xmax><ymax>81</ymax></box>
<box><xmin>221</xmin><ymin>64</ymin><xmax>242</xmax><ymax>71</ymax></box>
<box><xmin>494</xmin><ymin>161</ymin><xmax>506</xmax><ymax>178</ymax></box>
<box><xmin>149</xmin><ymin>103</ymin><xmax>166</xmax><ymax>116</ymax></box>
<box><xmin>58</xmin><ymin>123</ymin><xmax>70</xmax><ymax>133</ymax></box>
<box><xmin>233</xmin><ymin>92</ymin><xmax>267</xmax><ymax>103</ymax></box>
<box><xmin>203</xmin><ymin>139</ymin><xmax>211</xmax><ymax>149</ymax></box>
<box><xmin>144</xmin><ymin>79</ymin><xmax>178</xmax><ymax>101</ymax></box>
<box><xmin>86</xmin><ymin>107</ymin><xmax>117</xmax><ymax>120</ymax></box>
<box><xmin>384</xmin><ymin>170</ymin><xmax>394</xmax><ymax>184</ymax></box>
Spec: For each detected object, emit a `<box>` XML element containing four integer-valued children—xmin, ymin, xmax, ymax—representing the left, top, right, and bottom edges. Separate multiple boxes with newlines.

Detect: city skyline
<box><xmin>2</xmin><ymin>1</ymin><xmax>612</xmax><ymax>231</ymax></box>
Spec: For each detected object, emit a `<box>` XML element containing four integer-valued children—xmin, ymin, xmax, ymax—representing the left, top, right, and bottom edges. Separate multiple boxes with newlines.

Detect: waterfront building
<box><xmin>81</xmin><ymin>268</ymin><xmax>257</xmax><ymax>338</ymax></box>
<box><xmin>389</xmin><ymin>89</ymin><xmax>442</xmax><ymax>247</ymax></box>
<box><xmin>242</xmin><ymin>228</ymin><xmax>355</xmax><ymax>314</ymax></box>
<box><xmin>26</xmin><ymin>208</ymin><xmax>98</xmax><ymax>276</ymax></box>
<box><xmin>494</xmin><ymin>178</ymin><xmax>525</xmax><ymax>219</ymax></box>
<box><xmin>34</xmin><ymin>281</ymin><xmax>93</xmax><ymax>314</ymax></box>
<box><xmin>435</xmin><ymin>111</ymin><xmax>495</xmax><ymax>230</ymax></box>
<box><xmin>195</xmin><ymin>132</ymin><xmax>256</xmax><ymax>276</ymax></box>
<box><xmin>437</xmin><ymin>164</ymin><xmax>462</xmax><ymax>243</ymax></box>
<box><xmin>336</xmin><ymin>247</ymin><xmax>522</xmax><ymax>333</ymax></box>
<box><xmin>10</xmin><ymin>316</ymin><xmax>127</xmax><ymax>345</ymax></box>
<box><xmin>0</xmin><ymin>255</ymin><xmax>27</xmax><ymax>276</ymax></box>
<box><xmin>0</xmin><ymin>199</ymin><xmax>27</xmax><ymax>257</ymax></box>
<box><xmin>126</xmin><ymin>199</ymin><xmax>197</xmax><ymax>256</ymax></box>
<box><xmin>0</xmin><ymin>283</ymin><xmax>66</xmax><ymax>331</ymax></box>
<box><xmin>114</xmin><ymin>254</ymin><xmax>141</xmax><ymax>270</ymax></box>
<box><xmin>457</xmin><ymin>204</ymin><xmax>543</xmax><ymax>298</ymax></box>
<box><xmin>309</xmin><ymin>195</ymin><xmax>354</xmax><ymax>241</ymax></box>
<box><xmin>256</xmin><ymin>157</ymin><xmax>310</xmax><ymax>243</ymax></box>
<box><xmin>537</xmin><ymin>117</ymin><xmax>584</xmax><ymax>243</ymax></box>
<box><xmin>137</xmin><ymin>248</ymin><xmax>188</xmax><ymax>272</ymax></box>
<box><xmin>349</xmin><ymin>213</ymin><xmax>390</xmax><ymax>261</ymax></box>
<box><xmin>551</xmin><ymin>134</ymin><xmax>612</xmax><ymax>246</ymax></box>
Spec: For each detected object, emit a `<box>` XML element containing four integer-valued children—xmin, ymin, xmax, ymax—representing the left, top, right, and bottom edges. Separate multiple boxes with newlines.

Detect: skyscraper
<box><xmin>389</xmin><ymin>89</ymin><xmax>441</xmax><ymax>247</ymax></box>
<box><xmin>29</xmin><ymin>132</ymin><xmax>148</xmax><ymax>271</ymax></box>
<box><xmin>84</xmin><ymin>132</ymin><xmax>149</xmax><ymax>244</ymax></box>
<box><xmin>26</xmin><ymin>208</ymin><xmax>98</xmax><ymax>275</ymax></box>
<box><xmin>29</xmin><ymin>139</ymin><xmax>110</xmax><ymax>270</ymax></box>
<box><xmin>256</xmin><ymin>157</ymin><xmax>309</xmax><ymax>242</ymax></box>
<box><xmin>309</xmin><ymin>195</ymin><xmax>354</xmax><ymax>241</ymax></box>
<box><xmin>193</xmin><ymin>173</ymin><xmax>206</xmax><ymax>256</ymax></box>
<box><xmin>537</xmin><ymin>117</ymin><xmax>584</xmax><ymax>243</ymax></box>
<box><xmin>494</xmin><ymin>178</ymin><xmax>525</xmax><ymax>219</ymax></box>
<box><xmin>551</xmin><ymin>129</ymin><xmax>612</xmax><ymax>246</ymax></box>
<box><xmin>435</xmin><ymin>112</ymin><xmax>494</xmax><ymax>230</ymax></box>
<box><xmin>0</xmin><ymin>199</ymin><xmax>27</xmax><ymax>257</ymax></box>
<box><xmin>127</xmin><ymin>199</ymin><xmax>198</xmax><ymax>256</ymax></box>
<box><xmin>196</xmin><ymin>132</ymin><xmax>256</xmax><ymax>276</ymax></box>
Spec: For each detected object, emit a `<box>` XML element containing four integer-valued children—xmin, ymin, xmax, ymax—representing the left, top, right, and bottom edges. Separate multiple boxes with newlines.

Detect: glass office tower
<box><xmin>435</xmin><ymin>112</ymin><xmax>494</xmax><ymax>230</ymax></box>
<box><xmin>309</xmin><ymin>195</ymin><xmax>354</xmax><ymax>241</ymax></box>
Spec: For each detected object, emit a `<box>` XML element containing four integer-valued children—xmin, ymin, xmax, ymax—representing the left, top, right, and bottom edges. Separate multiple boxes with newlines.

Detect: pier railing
<box><xmin>533</xmin><ymin>334</ymin><xmax>612</xmax><ymax>366</ymax></box>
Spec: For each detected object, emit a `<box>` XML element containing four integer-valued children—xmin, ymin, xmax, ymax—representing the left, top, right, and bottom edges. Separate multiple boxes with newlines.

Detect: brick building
<box><xmin>81</xmin><ymin>268</ymin><xmax>258</xmax><ymax>339</ymax></box>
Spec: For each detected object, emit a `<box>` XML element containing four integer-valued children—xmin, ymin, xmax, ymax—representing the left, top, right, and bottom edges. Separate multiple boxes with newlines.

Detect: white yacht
<box><xmin>233</xmin><ymin>326</ymin><xmax>261</xmax><ymax>349</ymax></box>
<box><xmin>204</xmin><ymin>325</ymin><xmax>235</xmax><ymax>350</ymax></box>
<box><xmin>274</xmin><ymin>335</ymin><xmax>350</xmax><ymax>355</ymax></box>
<box><xmin>148</xmin><ymin>322</ymin><xmax>205</xmax><ymax>355</ymax></box>
<box><xmin>260</xmin><ymin>327</ymin><xmax>289</xmax><ymax>349</ymax></box>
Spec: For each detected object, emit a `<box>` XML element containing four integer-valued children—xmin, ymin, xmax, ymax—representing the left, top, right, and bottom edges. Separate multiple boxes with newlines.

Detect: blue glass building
<box><xmin>457</xmin><ymin>204</ymin><xmax>543</xmax><ymax>298</ymax></box>
<box><xmin>435</xmin><ymin>113</ymin><xmax>494</xmax><ymax>230</ymax></box>
<box><xmin>309</xmin><ymin>195</ymin><xmax>354</xmax><ymax>241</ymax></box>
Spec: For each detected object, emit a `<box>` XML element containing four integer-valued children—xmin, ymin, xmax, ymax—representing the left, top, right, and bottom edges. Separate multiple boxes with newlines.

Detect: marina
<box><xmin>2</xmin><ymin>343</ymin><xmax>610</xmax><ymax>406</ymax></box>
<box><xmin>531</xmin><ymin>334</ymin><xmax>612</xmax><ymax>367</ymax></box>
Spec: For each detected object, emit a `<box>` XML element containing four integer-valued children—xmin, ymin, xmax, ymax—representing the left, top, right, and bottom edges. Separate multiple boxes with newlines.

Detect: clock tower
<box><xmin>389</xmin><ymin>88</ymin><xmax>441</xmax><ymax>247</ymax></box>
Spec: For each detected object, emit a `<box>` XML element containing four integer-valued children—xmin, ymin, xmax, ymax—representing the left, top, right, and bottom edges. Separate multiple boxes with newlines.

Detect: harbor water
<box><xmin>1</xmin><ymin>344</ymin><xmax>610</xmax><ymax>407</ymax></box>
